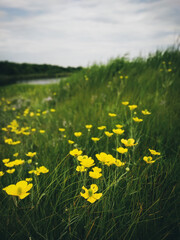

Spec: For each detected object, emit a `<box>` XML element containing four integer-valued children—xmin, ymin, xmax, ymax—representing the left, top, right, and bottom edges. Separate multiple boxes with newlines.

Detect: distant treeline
<box><xmin>0</xmin><ymin>61</ymin><xmax>83</xmax><ymax>85</ymax></box>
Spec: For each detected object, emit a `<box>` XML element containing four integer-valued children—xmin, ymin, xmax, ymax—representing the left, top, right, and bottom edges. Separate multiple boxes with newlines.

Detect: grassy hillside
<box><xmin>0</xmin><ymin>48</ymin><xmax>179</xmax><ymax>240</ymax></box>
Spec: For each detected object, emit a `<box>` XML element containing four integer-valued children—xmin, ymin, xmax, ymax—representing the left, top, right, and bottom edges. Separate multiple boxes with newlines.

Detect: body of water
<box><xmin>19</xmin><ymin>78</ymin><xmax>61</xmax><ymax>85</ymax></box>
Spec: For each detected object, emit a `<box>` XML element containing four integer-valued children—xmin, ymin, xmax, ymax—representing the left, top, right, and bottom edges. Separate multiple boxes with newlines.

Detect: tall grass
<box><xmin>0</xmin><ymin>48</ymin><xmax>179</xmax><ymax>240</ymax></box>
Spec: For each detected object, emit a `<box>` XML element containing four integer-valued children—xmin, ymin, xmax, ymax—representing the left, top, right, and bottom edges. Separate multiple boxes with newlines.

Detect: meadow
<box><xmin>0</xmin><ymin>48</ymin><xmax>179</xmax><ymax>240</ymax></box>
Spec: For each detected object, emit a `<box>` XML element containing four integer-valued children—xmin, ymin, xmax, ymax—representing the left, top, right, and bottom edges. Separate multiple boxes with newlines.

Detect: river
<box><xmin>19</xmin><ymin>78</ymin><xmax>61</xmax><ymax>85</ymax></box>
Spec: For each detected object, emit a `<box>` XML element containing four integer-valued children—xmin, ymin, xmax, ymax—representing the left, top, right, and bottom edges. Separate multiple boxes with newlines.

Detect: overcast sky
<box><xmin>0</xmin><ymin>0</ymin><xmax>179</xmax><ymax>67</ymax></box>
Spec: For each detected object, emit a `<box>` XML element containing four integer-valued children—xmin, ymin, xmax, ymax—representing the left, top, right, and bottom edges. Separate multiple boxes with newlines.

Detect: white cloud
<box><xmin>0</xmin><ymin>0</ymin><xmax>179</xmax><ymax>66</ymax></box>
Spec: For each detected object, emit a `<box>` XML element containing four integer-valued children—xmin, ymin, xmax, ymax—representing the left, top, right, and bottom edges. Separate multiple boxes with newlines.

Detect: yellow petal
<box><xmin>19</xmin><ymin>193</ymin><xmax>30</xmax><ymax>199</ymax></box>
<box><xmin>90</xmin><ymin>184</ymin><xmax>98</xmax><ymax>193</ymax></box>
<box><xmin>93</xmin><ymin>193</ymin><xmax>102</xmax><ymax>200</ymax></box>
<box><xmin>3</xmin><ymin>184</ymin><xmax>17</xmax><ymax>196</ymax></box>
<box><xmin>87</xmin><ymin>197</ymin><xmax>97</xmax><ymax>203</ymax></box>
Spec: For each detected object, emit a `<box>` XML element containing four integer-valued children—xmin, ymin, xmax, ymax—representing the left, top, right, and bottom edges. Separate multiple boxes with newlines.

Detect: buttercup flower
<box><xmin>89</xmin><ymin>167</ymin><xmax>102</xmax><ymax>179</ymax></box>
<box><xmin>122</xmin><ymin>101</ymin><xmax>129</xmax><ymax>105</ymax></box>
<box><xmin>142</xmin><ymin>109</ymin><xmax>151</xmax><ymax>115</ymax></box>
<box><xmin>76</xmin><ymin>166</ymin><xmax>87</xmax><ymax>172</ymax></box>
<box><xmin>6</xmin><ymin>169</ymin><xmax>15</xmax><ymax>174</ymax></box>
<box><xmin>128</xmin><ymin>105</ymin><xmax>137</xmax><ymax>111</ymax></box>
<box><xmin>26</xmin><ymin>152</ymin><xmax>36</xmax><ymax>158</ymax></box>
<box><xmin>59</xmin><ymin>128</ymin><xmax>65</xmax><ymax>132</ymax></box>
<box><xmin>80</xmin><ymin>184</ymin><xmax>102</xmax><ymax>203</ymax></box>
<box><xmin>80</xmin><ymin>156</ymin><xmax>95</xmax><ymax>168</ymax></box>
<box><xmin>121</xmin><ymin>138</ymin><xmax>137</xmax><ymax>147</ymax></box>
<box><xmin>97</xmin><ymin>126</ymin><xmax>106</xmax><ymax>130</ymax></box>
<box><xmin>115</xmin><ymin>159</ymin><xmax>126</xmax><ymax>167</ymax></box>
<box><xmin>39</xmin><ymin>130</ymin><xmax>45</xmax><ymax>133</ymax></box>
<box><xmin>104</xmin><ymin>131</ymin><xmax>113</xmax><ymax>137</ymax></box>
<box><xmin>3</xmin><ymin>180</ymin><xmax>33</xmax><ymax>199</ymax></box>
<box><xmin>116</xmin><ymin>124</ymin><xmax>123</xmax><ymax>128</ymax></box>
<box><xmin>116</xmin><ymin>147</ymin><xmax>128</xmax><ymax>154</ymax></box>
<box><xmin>0</xmin><ymin>171</ymin><xmax>4</xmax><ymax>177</ymax></box>
<box><xmin>96</xmin><ymin>152</ymin><xmax>116</xmax><ymax>166</ymax></box>
<box><xmin>143</xmin><ymin>156</ymin><xmax>155</xmax><ymax>164</ymax></box>
<box><xmin>149</xmin><ymin>149</ymin><xmax>161</xmax><ymax>155</ymax></box>
<box><xmin>13</xmin><ymin>153</ymin><xmax>19</xmax><ymax>157</ymax></box>
<box><xmin>85</xmin><ymin>125</ymin><xmax>92</xmax><ymax>129</ymax></box>
<box><xmin>113</xmin><ymin>129</ymin><xmax>124</xmax><ymax>135</ymax></box>
<box><xmin>108</xmin><ymin>113</ymin><xmax>117</xmax><ymax>117</ymax></box>
<box><xmin>91</xmin><ymin>137</ymin><xmax>100</xmax><ymax>142</ymax></box>
<box><xmin>2</xmin><ymin>158</ymin><xmax>10</xmax><ymax>163</ymax></box>
<box><xmin>74</xmin><ymin>132</ymin><xmax>82</xmax><ymax>137</ymax></box>
<box><xmin>133</xmin><ymin>117</ymin><xmax>143</xmax><ymax>122</ymax></box>
<box><xmin>69</xmin><ymin>149</ymin><xmax>82</xmax><ymax>157</ymax></box>
<box><xmin>50</xmin><ymin>109</ymin><xmax>56</xmax><ymax>112</ymax></box>
<box><xmin>25</xmin><ymin>178</ymin><xmax>33</xmax><ymax>182</ymax></box>
<box><xmin>68</xmin><ymin>140</ymin><xmax>74</xmax><ymax>144</ymax></box>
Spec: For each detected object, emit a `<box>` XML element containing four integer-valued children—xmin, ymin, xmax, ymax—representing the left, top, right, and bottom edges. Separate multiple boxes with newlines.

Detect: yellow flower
<box><xmin>27</xmin><ymin>159</ymin><xmax>32</xmax><ymax>164</ymax></box>
<box><xmin>12</xmin><ymin>141</ymin><xmax>21</xmax><ymax>145</ymax></box>
<box><xmin>113</xmin><ymin>129</ymin><xmax>124</xmax><ymax>135</ymax></box>
<box><xmin>31</xmin><ymin>128</ymin><xmax>36</xmax><ymax>132</ymax></box>
<box><xmin>80</xmin><ymin>157</ymin><xmax>95</xmax><ymax>168</ymax></box>
<box><xmin>121</xmin><ymin>138</ymin><xmax>137</xmax><ymax>147</ymax></box>
<box><xmin>59</xmin><ymin>128</ymin><xmax>65</xmax><ymax>132</ymax></box>
<box><xmin>69</xmin><ymin>149</ymin><xmax>83</xmax><ymax>157</ymax></box>
<box><xmin>115</xmin><ymin>159</ymin><xmax>126</xmax><ymax>167</ymax></box>
<box><xmin>36</xmin><ymin>113</ymin><xmax>41</xmax><ymax>116</ymax></box>
<box><xmin>142</xmin><ymin>109</ymin><xmax>151</xmax><ymax>115</ymax></box>
<box><xmin>97</xmin><ymin>126</ymin><xmax>106</xmax><ymax>130</ymax></box>
<box><xmin>104</xmin><ymin>131</ymin><xmax>113</xmax><ymax>137</ymax></box>
<box><xmin>6</xmin><ymin>169</ymin><xmax>15</xmax><ymax>174</ymax></box>
<box><xmin>13</xmin><ymin>153</ymin><xmax>19</xmax><ymax>157</ymax></box>
<box><xmin>89</xmin><ymin>167</ymin><xmax>102</xmax><ymax>179</ymax></box>
<box><xmin>80</xmin><ymin>184</ymin><xmax>102</xmax><ymax>203</ymax></box>
<box><xmin>167</xmin><ymin>69</ymin><xmax>172</xmax><ymax>72</ymax></box>
<box><xmin>26</xmin><ymin>152</ymin><xmax>36</xmax><ymax>158</ymax></box>
<box><xmin>91</xmin><ymin>137</ymin><xmax>100</xmax><ymax>142</ymax></box>
<box><xmin>122</xmin><ymin>101</ymin><xmax>129</xmax><ymax>105</ymax></box>
<box><xmin>13</xmin><ymin>159</ymin><xmax>25</xmax><ymax>166</ymax></box>
<box><xmin>143</xmin><ymin>156</ymin><xmax>155</xmax><ymax>164</ymax></box>
<box><xmin>120</xmin><ymin>75</ymin><xmax>123</xmax><ymax>79</ymax></box>
<box><xmin>30</xmin><ymin>112</ymin><xmax>35</xmax><ymax>117</ymax></box>
<box><xmin>3</xmin><ymin>180</ymin><xmax>33</xmax><ymax>199</ymax></box>
<box><xmin>68</xmin><ymin>140</ymin><xmax>74</xmax><ymax>144</ymax></box>
<box><xmin>108</xmin><ymin>113</ymin><xmax>117</xmax><ymax>117</ymax></box>
<box><xmin>76</xmin><ymin>166</ymin><xmax>87</xmax><ymax>172</ymax></box>
<box><xmin>85</xmin><ymin>125</ymin><xmax>93</xmax><ymax>129</ymax></box>
<box><xmin>149</xmin><ymin>149</ymin><xmax>161</xmax><ymax>155</ymax></box>
<box><xmin>116</xmin><ymin>147</ymin><xmax>128</xmax><ymax>154</ymax></box>
<box><xmin>116</xmin><ymin>124</ymin><xmax>123</xmax><ymax>128</ymax></box>
<box><xmin>2</xmin><ymin>158</ymin><xmax>10</xmax><ymax>164</ymax></box>
<box><xmin>36</xmin><ymin>166</ymin><xmax>49</xmax><ymax>174</ymax></box>
<box><xmin>39</xmin><ymin>130</ymin><xmax>45</xmax><ymax>133</ymax></box>
<box><xmin>0</xmin><ymin>171</ymin><xmax>4</xmax><ymax>177</ymax></box>
<box><xmin>96</xmin><ymin>152</ymin><xmax>116</xmax><ymax>166</ymax></box>
<box><xmin>133</xmin><ymin>117</ymin><xmax>143</xmax><ymax>122</ymax></box>
<box><xmin>25</xmin><ymin>178</ymin><xmax>33</xmax><ymax>182</ymax></box>
<box><xmin>74</xmin><ymin>132</ymin><xmax>82</xmax><ymax>137</ymax></box>
<box><xmin>5</xmin><ymin>162</ymin><xmax>15</xmax><ymax>167</ymax></box>
<box><xmin>42</xmin><ymin>110</ymin><xmax>47</xmax><ymax>115</ymax></box>
<box><xmin>128</xmin><ymin>105</ymin><xmax>137</xmax><ymax>111</ymax></box>
<box><xmin>50</xmin><ymin>109</ymin><xmax>56</xmax><ymax>112</ymax></box>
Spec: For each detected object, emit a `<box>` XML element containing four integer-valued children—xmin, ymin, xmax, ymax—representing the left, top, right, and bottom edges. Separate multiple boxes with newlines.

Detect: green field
<box><xmin>0</xmin><ymin>49</ymin><xmax>179</xmax><ymax>240</ymax></box>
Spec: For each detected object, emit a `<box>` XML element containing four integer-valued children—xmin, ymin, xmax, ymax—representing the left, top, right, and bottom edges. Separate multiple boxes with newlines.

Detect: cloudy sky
<box><xmin>0</xmin><ymin>0</ymin><xmax>179</xmax><ymax>67</ymax></box>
